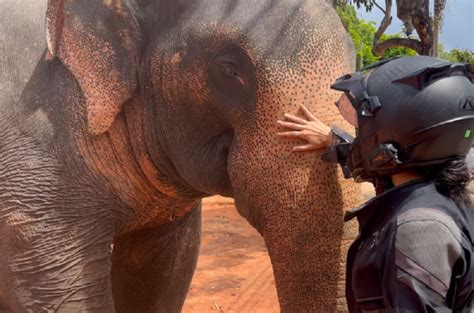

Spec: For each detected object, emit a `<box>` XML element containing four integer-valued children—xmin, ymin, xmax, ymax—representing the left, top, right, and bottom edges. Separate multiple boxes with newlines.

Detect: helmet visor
<box><xmin>335</xmin><ymin>93</ymin><xmax>357</xmax><ymax>126</ymax></box>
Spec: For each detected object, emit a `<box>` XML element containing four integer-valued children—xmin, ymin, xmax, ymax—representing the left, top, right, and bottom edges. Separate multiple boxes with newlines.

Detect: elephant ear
<box><xmin>46</xmin><ymin>0</ymin><xmax>140</xmax><ymax>135</ymax></box>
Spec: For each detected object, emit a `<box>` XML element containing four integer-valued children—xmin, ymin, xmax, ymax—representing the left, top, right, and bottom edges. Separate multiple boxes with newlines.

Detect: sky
<box><xmin>357</xmin><ymin>0</ymin><xmax>474</xmax><ymax>51</ymax></box>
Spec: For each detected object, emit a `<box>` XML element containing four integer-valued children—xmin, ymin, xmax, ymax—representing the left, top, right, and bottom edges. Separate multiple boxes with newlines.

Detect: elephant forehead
<box><xmin>144</xmin><ymin>0</ymin><xmax>349</xmax><ymax>66</ymax></box>
<box><xmin>182</xmin><ymin>0</ymin><xmax>349</xmax><ymax>62</ymax></box>
<box><xmin>148</xmin><ymin>4</ymin><xmax>352</xmax><ymax>111</ymax></box>
<box><xmin>146</xmin><ymin>0</ymin><xmax>353</xmax><ymax>79</ymax></box>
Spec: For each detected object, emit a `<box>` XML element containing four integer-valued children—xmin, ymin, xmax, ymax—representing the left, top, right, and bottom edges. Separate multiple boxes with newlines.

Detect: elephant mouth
<box><xmin>189</xmin><ymin>128</ymin><xmax>234</xmax><ymax>198</ymax></box>
<box><xmin>212</xmin><ymin>129</ymin><xmax>234</xmax><ymax>197</ymax></box>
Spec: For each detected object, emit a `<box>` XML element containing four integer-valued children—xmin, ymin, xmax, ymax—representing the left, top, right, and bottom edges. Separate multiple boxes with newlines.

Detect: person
<box><xmin>278</xmin><ymin>56</ymin><xmax>474</xmax><ymax>312</ymax></box>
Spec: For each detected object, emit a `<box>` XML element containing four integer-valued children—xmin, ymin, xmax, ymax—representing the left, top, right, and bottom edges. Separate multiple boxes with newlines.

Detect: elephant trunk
<box><xmin>262</xmin><ymin>200</ymin><xmax>358</xmax><ymax>312</ymax></box>
<box><xmin>229</xmin><ymin>131</ymin><xmax>360</xmax><ymax>312</ymax></box>
<box><xmin>228</xmin><ymin>46</ymin><xmax>360</xmax><ymax>308</ymax></box>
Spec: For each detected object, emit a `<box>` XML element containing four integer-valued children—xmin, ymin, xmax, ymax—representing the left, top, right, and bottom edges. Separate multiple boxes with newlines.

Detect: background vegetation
<box><xmin>336</xmin><ymin>4</ymin><xmax>474</xmax><ymax>69</ymax></box>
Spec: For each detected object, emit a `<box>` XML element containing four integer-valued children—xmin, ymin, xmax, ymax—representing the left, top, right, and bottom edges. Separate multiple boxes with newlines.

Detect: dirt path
<box><xmin>182</xmin><ymin>196</ymin><xmax>279</xmax><ymax>313</ymax></box>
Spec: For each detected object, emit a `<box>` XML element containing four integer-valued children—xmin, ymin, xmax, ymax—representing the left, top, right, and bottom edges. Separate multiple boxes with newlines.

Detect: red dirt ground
<box><xmin>182</xmin><ymin>184</ymin><xmax>375</xmax><ymax>313</ymax></box>
<box><xmin>182</xmin><ymin>196</ymin><xmax>279</xmax><ymax>313</ymax></box>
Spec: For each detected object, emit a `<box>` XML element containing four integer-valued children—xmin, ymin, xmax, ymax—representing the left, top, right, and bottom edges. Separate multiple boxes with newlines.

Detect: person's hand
<box><xmin>277</xmin><ymin>104</ymin><xmax>332</xmax><ymax>152</ymax></box>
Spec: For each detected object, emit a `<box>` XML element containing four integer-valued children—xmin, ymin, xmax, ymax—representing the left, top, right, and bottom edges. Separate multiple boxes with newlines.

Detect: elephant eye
<box><xmin>209</xmin><ymin>45</ymin><xmax>256</xmax><ymax>109</ymax></box>
<box><xmin>220</xmin><ymin>61</ymin><xmax>245</xmax><ymax>85</ymax></box>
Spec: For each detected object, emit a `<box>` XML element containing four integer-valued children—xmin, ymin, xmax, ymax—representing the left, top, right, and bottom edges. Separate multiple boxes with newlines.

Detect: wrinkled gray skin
<box><xmin>0</xmin><ymin>0</ymin><xmax>359</xmax><ymax>312</ymax></box>
<box><xmin>0</xmin><ymin>1</ymin><xmax>47</xmax><ymax>104</ymax></box>
<box><xmin>0</xmin><ymin>1</ymin><xmax>48</xmax><ymax>308</ymax></box>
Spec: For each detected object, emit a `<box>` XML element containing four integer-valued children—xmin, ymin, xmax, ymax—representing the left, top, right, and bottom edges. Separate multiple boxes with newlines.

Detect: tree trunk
<box><xmin>396</xmin><ymin>0</ymin><xmax>433</xmax><ymax>56</ymax></box>
<box><xmin>432</xmin><ymin>0</ymin><xmax>445</xmax><ymax>57</ymax></box>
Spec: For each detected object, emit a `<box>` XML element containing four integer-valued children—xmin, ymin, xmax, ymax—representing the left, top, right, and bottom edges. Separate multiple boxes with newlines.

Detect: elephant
<box><xmin>0</xmin><ymin>0</ymin><xmax>361</xmax><ymax>312</ymax></box>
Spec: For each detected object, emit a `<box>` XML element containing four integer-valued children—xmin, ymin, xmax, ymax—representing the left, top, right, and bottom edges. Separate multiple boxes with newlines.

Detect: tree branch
<box><xmin>373</xmin><ymin>0</ymin><xmax>386</xmax><ymax>14</ymax></box>
<box><xmin>372</xmin><ymin>0</ymin><xmax>393</xmax><ymax>56</ymax></box>
<box><xmin>374</xmin><ymin>38</ymin><xmax>423</xmax><ymax>55</ymax></box>
<box><xmin>394</xmin><ymin>0</ymin><xmax>433</xmax><ymax>56</ymax></box>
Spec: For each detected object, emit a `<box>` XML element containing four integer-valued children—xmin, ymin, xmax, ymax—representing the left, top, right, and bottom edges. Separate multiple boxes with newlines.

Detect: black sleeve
<box><xmin>381</xmin><ymin>208</ymin><xmax>469</xmax><ymax>313</ymax></box>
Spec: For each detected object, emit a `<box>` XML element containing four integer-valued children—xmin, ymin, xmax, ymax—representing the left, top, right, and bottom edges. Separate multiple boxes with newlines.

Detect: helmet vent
<box><xmin>392</xmin><ymin>63</ymin><xmax>472</xmax><ymax>91</ymax></box>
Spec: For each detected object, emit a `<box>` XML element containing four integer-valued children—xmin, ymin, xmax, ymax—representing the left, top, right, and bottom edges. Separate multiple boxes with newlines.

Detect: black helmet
<box><xmin>331</xmin><ymin>56</ymin><xmax>474</xmax><ymax>182</ymax></box>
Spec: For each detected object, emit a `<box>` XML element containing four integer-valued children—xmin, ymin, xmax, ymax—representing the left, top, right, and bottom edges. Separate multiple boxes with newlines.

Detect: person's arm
<box><xmin>277</xmin><ymin>104</ymin><xmax>333</xmax><ymax>152</ymax></box>
<box><xmin>383</xmin><ymin>208</ymin><xmax>469</xmax><ymax>312</ymax></box>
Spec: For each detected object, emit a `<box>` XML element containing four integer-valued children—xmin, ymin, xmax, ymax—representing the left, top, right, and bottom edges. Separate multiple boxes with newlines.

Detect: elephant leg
<box><xmin>111</xmin><ymin>204</ymin><xmax>201</xmax><ymax>313</ymax></box>
<box><xmin>0</xmin><ymin>210</ymin><xmax>117</xmax><ymax>312</ymax></box>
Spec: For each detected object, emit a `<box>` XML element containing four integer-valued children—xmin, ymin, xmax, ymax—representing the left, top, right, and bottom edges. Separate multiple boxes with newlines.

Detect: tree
<box><xmin>439</xmin><ymin>45</ymin><xmax>474</xmax><ymax>64</ymax></box>
<box><xmin>336</xmin><ymin>4</ymin><xmax>473</xmax><ymax>69</ymax></box>
<box><xmin>343</xmin><ymin>0</ymin><xmax>447</xmax><ymax>57</ymax></box>
<box><xmin>432</xmin><ymin>0</ymin><xmax>447</xmax><ymax>57</ymax></box>
<box><xmin>336</xmin><ymin>5</ymin><xmax>416</xmax><ymax>69</ymax></box>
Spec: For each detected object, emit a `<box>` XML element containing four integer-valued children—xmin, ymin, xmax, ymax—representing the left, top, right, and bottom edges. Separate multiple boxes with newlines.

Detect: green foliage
<box><xmin>438</xmin><ymin>45</ymin><xmax>474</xmax><ymax>64</ymax></box>
<box><xmin>349</xmin><ymin>0</ymin><xmax>377</xmax><ymax>12</ymax></box>
<box><xmin>336</xmin><ymin>5</ymin><xmax>376</xmax><ymax>68</ymax></box>
<box><xmin>336</xmin><ymin>4</ymin><xmax>473</xmax><ymax>68</ymax></box>
<box><xmin>336</xmin><ymin>5</ymin><xmax>417</xmax><ymax>69</ymax></box>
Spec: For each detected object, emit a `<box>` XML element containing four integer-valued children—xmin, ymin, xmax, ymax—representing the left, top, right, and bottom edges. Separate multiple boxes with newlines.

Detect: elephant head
<box><xmin>131</xmin><ymin>3</ymin><xmax>360</xmax><ymax>309</ymax></box>
<box><xmin>5</xmin><ymin>0</ymin><xmax>360</xmax><ymax>311</ymax></box>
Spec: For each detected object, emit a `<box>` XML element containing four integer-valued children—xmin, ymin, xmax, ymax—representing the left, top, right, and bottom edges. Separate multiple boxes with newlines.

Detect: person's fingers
<box><xmin>277</xmin><ymin>120</ymin><xmax>305</xmax><ymax>130</ymax></box>
<box><xmin>292</xmin><ymin>144</ymin><xmax>317</xmax><ymax>152</ymax></box>
<box><xmin>276</xmin><ymin>131</ymin><xmax>304</xmax><ymax>138</ymax></box>
<box><xmin>283</xmin><ymin>113</ymin><xmax>308</xmax><ymax>124</ymax></box>
<box><xmin>299</xmin><ymin>104</ymin><xmax>317</xmax><ymax>121</ymax></box>
<box><xmin>293</xmin><ymin>142</ymin><xmax>329</xmax><ymax>152</ymax></box>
